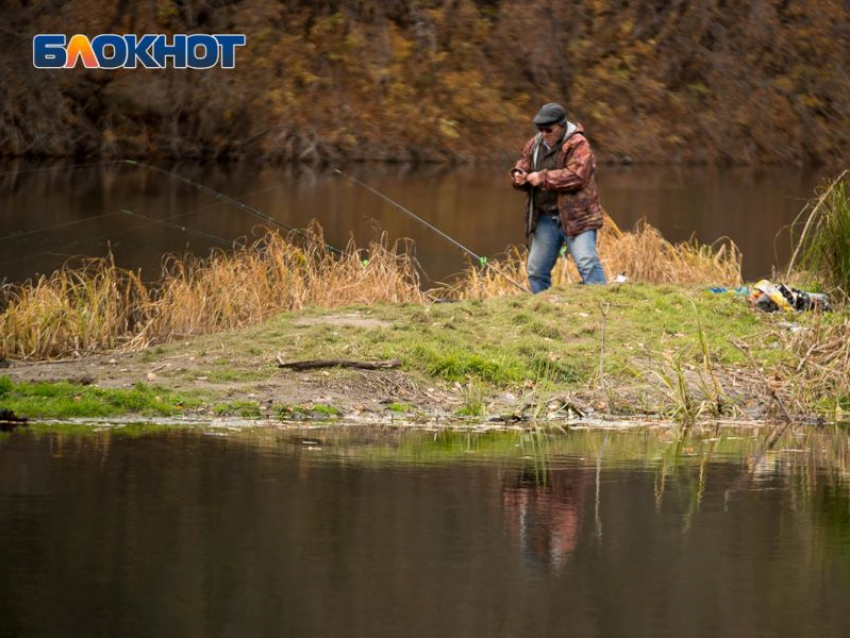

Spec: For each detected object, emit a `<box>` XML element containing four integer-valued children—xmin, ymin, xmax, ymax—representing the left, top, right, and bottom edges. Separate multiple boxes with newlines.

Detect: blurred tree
<box><xmin>0</xmin><ymin>0</ymin><xmax>847</xmax><ymax>164</ymax></box>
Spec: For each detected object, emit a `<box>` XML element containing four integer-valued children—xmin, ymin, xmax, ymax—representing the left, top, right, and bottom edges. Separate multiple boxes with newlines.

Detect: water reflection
<box><xmin>1</xmin><ymin>425</ymin><xmax>850</xmax><ymax>637</ymax></box>
<box><xmin>502</xmin><ymin>467</ymin><xmax>588</xmax><ymax>573</ymax></box>
<box><xmin>1</xmin><ymin>161</ymin><xmax>829</xmax><ymax>284</ymax></box>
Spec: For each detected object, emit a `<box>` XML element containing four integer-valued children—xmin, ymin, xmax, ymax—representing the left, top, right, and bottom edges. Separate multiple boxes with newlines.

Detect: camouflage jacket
<box><xmin>511</xmin><ymin>122</ymin><xmax>603</xmax><ymax>238</ymax></box>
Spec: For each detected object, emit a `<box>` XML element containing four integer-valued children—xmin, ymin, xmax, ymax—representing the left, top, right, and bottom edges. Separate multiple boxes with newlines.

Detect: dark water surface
<box><xmin>0</xmin><ymin>162</ymin><xmax>830</xmax><ymax>284</ymax></box>
<box><xmin>1</xmin><ymin>427</ymin><xmax>850</xmax><ymax>637</ymax></box>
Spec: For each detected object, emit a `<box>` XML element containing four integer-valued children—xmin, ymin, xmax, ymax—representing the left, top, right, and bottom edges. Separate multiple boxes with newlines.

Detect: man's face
<box><xmin>538</xmin><ymin>122</ymin><xmax>565</xmax><ymax>147</ymax></box>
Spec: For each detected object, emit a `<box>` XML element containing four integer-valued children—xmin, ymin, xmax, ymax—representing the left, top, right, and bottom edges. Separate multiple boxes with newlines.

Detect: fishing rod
<box><xmin>333</xmin><ymin>168</ymin><xmax>531</xmax><ymax>293</ymax></box>
<box><xmin>124</xmin><ymin>160</ymin><xmax>344</xmax><ymax>256</ymax></box>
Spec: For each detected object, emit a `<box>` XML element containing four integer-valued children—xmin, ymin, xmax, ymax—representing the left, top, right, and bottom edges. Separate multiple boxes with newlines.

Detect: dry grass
<box><xmin>145</xmin><ymin>226</ymin><xmax>424</xmax><ymax>341</ymax></box>
<box><xmin>1</xmin><ymin>217</ymin><xmax>742</xmax><ymax>360</ymax></box>
<box><xmin>777</xmin><ymin>314</ymin><xmax>850</xmax><ymax>416</ymax></box>
<box><xmin>446</xmin><ymin>216</ymin><xmax>742</xmax><ymax>299</ymax></box>
<box><xmin>765</xmin><ymin>171</ymin><xmax>850</xmax><ymax>418</ymax></box>
<box><xmin>0</xmin><ymin>225</ymin><xmax>424</xmax><ymax>359</ymax></box>
<box><xmin>0</xmin><ymin>256</ymin><xmax>151</xmax><ymax>359</ymax></box>
<box><xmin>787</xmin><ymin>171</ymin><xmax>850</xmax><ymax>298</ymax></box>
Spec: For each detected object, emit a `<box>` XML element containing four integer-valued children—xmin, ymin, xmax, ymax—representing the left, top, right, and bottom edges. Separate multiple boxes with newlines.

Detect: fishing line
<box><xmin>124</xmin><ymin>160</ymin><xmax>344</xmax><ymax>255</ymax></box>
<box><xmin>0</xmin><ymin>174</ymin><xmax>308</xmax><ymax>244</ymax></box>
<box><xmin>1</xmin><ymin>207</ymin><xmax>243</xmax><ymax>269</ymax></box>
<box><xmin>0</xmin><ymin>214</ymin><xmax>243</xmax><ymax>269</ymax></box>
<box><xmin>119</xmin><ymin>209</ymin><xmax>237</xmax><ymax>247</ymax></box>
<box><xmin>0</xmin><ymin>160</ymin><xmax>121</xmax><ymax>176</ymax></box>
<box><xmin>0</xmin><ymin>210</ymin><xmax>146</xmax><ymax>268</ymax></box>
<box><xmin>0</xmin><ymin>210</ymin><xmax>126</xmax><ymax>242</ymax></box>
<box><xmin>0</xmin><ymin>209</ymin><xmax>134</xmax><ymax>268</ymax></box>
<box><xmin>2</xmin><ymin>159</ymin><xmax>343</xmax><ymax>255</ymax></box>
<box><xmin>0</xmin><ymin>174</ymin><xmax>312</xmax><ymax>267</ymax></box>
<box><xmin>333</xmin><ymin>168</ymin><xmax>530</xmax><ymax>293</ymax></box>
<box><xmin>0</xmin><ymin>169</ymin><xmax>339</xmax><ymax>269</ymax></box>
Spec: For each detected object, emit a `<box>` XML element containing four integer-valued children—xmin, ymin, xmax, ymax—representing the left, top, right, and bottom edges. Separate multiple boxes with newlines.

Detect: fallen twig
<box><xmin>276</xmin><ymin>355</ymin><xmax>402</xmax><ymax>371</ymax></box>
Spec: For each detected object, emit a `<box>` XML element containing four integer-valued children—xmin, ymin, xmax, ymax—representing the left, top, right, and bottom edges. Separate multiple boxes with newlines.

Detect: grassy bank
<box><xmin>2</xmin><ymin>283</ymin><xmax>847</xmax><ymax>424</ymax></box>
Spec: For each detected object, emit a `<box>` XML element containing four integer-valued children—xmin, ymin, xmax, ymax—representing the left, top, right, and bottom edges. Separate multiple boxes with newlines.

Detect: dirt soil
<box><xmin>3</xmin><ymin>313</ymin><xmax>469</xmax><ymax>418</ymax></box>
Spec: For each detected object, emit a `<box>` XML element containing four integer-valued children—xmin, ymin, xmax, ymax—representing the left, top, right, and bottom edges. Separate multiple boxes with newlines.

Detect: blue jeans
<box><xmin>527</xmin><ymin>214</ymin><xmax>606</xmax><ymax>293</ymax></box>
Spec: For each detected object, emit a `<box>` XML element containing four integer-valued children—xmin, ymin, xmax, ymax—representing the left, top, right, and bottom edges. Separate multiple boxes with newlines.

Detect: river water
<box><xmin>1</xmin><ymin>426</ymin><xmax>849</xmax><ymax>637</ymax></box>
<box><xmin>0</xmin><ymin>162</ymin><xmax>830</xmax><ymax>285</ymax></box>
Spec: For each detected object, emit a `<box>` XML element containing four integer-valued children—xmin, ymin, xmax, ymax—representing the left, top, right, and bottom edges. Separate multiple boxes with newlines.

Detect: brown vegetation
<box><xmin>787</xmin><ymin>171</ymin><xmax>850</xmax><ymax>296</ymax></box>
<box><xmin>2</xmin><ymin>0</ymin><xmax>847</xmax><ymax>165</ymax></box>
<box><xmin>447</xmin><ymin>215</ymin><xmax>741</xmax><ymax>298</ymax></box>
<box><xmin>0</xmin><ymin>226</ymin><xmax>424</xmax><ymax>359</ymax></box>
<box><xmin>779</xmin><ymin>314</ymin><xmax>850</xmax><ymax>418</ymax></box>
<box><xmin>0</xmin><ymin>219</ymin><xmax>742</xmax><ymax>360</ymax></box>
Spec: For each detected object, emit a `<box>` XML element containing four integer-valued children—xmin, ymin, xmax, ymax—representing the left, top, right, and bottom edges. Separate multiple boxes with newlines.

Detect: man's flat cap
<box><xmin>533</xmin><ymin>103</ymin><xmax>567</xmax><ymax>125</ymax></box>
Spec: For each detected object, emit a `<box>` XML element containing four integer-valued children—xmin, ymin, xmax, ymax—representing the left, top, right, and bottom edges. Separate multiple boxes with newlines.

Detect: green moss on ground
<box><xmin>0</xmin><ymin>376</ymin><xmax>204</xmax><ymax>419</ymax></box>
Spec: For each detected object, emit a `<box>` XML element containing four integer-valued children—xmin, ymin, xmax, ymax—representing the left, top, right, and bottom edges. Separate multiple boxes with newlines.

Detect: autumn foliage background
<box><xmin>2</xmin><ymin>0</ymin><xmax>848</xmax><ymax>165</ymax></box>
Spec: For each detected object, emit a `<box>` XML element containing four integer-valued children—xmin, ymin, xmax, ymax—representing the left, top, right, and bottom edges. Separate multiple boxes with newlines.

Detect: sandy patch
<box><xmin>290</xmin><ymin>313</ymin><xmax>391</xmax><ymax>329</ymax></box>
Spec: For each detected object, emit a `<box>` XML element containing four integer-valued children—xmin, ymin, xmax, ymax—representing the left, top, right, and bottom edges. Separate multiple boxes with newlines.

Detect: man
<box><xmin>511</xmin><ymin>102</ymin><xmax>606</xmax><ymax>292</ymax></box>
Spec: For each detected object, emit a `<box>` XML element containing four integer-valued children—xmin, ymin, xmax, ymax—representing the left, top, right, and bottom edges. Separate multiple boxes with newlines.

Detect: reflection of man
<box><xmin>511</xmin><ymin>102</ymin><xmax>606</xmax><ymax>292</ymax></box>
<box><xmin>501</xmin><ymin>468</ymin><xmax>587</xmax><ymax>571</ymax></box>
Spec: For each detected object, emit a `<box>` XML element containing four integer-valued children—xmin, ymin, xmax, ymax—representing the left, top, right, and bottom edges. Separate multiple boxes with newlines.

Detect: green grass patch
<box><xmin>213</xmin><ymin>401</ymin><xmax>261</xmax><ymax>418</ymax></box>
<box><xmin>387</xmin><ymin>402</ymin><xmax>413</xmax><ymax>413</ymax></box>
<box><xmin>272</xmin><ymin>403</ymin><xmax>341</xmax><ymax>420</ymax></box>
<box><xmin>456</xmin><ymin>401</ymin><xmax>485</xmax><ymax>417</ymax></box>
<box><xmin>0</xmin><ymin>376</ymin><xmax>202</xmax><ymax>419</ymax></box>
<box><xmin>310</xmin><ymin>403</ymin><xmax>341</xmax><ymax>416</ymax></box>
<box><xmin>205</xmin><ymin>369</ymin><xmax>267</xmax><ymax>383</ymax></box>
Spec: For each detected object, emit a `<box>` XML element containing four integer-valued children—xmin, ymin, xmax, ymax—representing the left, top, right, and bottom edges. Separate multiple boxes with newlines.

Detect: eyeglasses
<box><xmin>536</xmin><ymin>125</ymin><xmax>556</xmax><ymax>133</ymax></box>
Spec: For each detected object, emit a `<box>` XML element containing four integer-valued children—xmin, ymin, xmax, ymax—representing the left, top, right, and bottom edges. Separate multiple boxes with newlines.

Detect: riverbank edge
<box><xmin>1</xmin><ymin>283</ymin><xmax>847</xmax><ymax>427</ymax></box>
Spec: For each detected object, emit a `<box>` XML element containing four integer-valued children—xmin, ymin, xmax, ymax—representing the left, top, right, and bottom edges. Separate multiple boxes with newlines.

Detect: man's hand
<box><xmin>511</xmin><ymin>168</ymin><xmax>528</xmax><ymax>186</ymax></box>
<box><xmin>526</xmin><ymin>171</ymin><xmax>545</xmax><ymax>187</ymax></box>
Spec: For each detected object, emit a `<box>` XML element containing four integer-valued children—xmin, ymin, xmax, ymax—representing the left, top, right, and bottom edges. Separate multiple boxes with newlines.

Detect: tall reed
<box><xmin>0</xmin><ymin>225</ymin><xmax>424</xmax><ymax>359</ymax></box>
<box><xmin>447</xmin><ymin>217</ymin><xmax>742</xmax><ymax>299</ymax></box>
<box><xmin>145</xmin><ymin>226</ymin><xmax>424</xmax><ymax>341</ymax></box>
<box><xmin>0</xmin><ymin>255</ymin><xmax>150</xmax><ymax>359</ymax></box>
<box><xmin>788</xmin><ymin>171</ymin><xmax>850</xmax><ymax>297</ymax></box>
